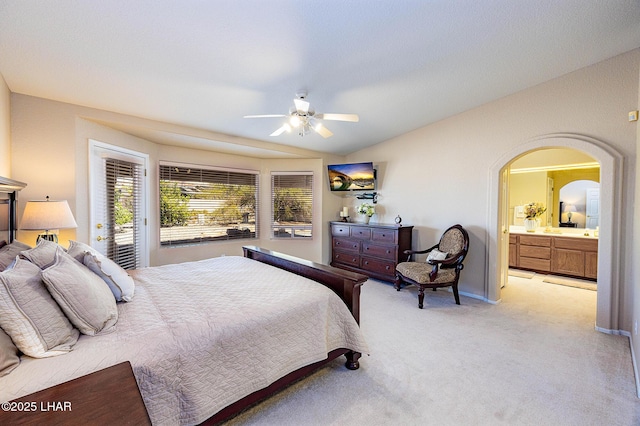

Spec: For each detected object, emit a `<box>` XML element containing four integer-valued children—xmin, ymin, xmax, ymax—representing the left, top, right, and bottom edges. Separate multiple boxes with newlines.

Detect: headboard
<box><xmin>0</xmin><ymin>176</ymin><xmax>27</xmax><ymax>243</ymax></box>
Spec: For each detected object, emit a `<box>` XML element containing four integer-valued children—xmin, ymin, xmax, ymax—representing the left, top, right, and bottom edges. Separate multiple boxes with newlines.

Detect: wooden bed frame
<box><xmin>0</xmin><ymin>177</ymin><xmax>368</xmax><ymax>425</ymax></box>
<box><xmin>202</xmin><ymin>246</ymin><xmax>368</xmax><ymax>424</ymax></box>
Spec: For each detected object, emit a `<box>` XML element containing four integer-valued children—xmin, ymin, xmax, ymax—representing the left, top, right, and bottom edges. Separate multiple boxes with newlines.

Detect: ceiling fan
<box><xmin>244</xmin><ymin>92</ymin><xmax>359</xmax><ymax>138</ymax></box>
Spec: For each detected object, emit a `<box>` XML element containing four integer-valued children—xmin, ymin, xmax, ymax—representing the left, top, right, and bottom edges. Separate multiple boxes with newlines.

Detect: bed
<box><xmin>0</xmin><ymin>178</ymin><xmax>369</xmax><ymax>425</ymax></box>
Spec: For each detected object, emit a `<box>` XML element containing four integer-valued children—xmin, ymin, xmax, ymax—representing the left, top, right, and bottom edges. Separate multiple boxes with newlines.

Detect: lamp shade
<box><xmin>563</xmin><ymin>204</ymin><xmax>577</xmax><ymax>213</ymax></box>
<box><xmin>20</xmin><ymin>199</ymin><xmax>78</xmax><ymax>231</ymax></box>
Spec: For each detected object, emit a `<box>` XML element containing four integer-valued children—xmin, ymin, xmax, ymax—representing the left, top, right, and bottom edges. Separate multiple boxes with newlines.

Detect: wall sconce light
<box><xmin>20</xmin><ymin>196</ymin><xmax>78</xmax><ymax>243</ymax></box>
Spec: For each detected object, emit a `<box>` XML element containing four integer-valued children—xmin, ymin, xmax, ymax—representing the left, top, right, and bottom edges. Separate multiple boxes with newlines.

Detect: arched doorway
<box><xmin>487</xmin><ymin>134</ymin><xmax>623</xmax><ymax>333</ymax></box>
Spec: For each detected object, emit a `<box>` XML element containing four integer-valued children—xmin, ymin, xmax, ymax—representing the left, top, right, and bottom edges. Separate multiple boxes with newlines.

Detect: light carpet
<box><xmin>224</xmin><ymin>275</ymin><xmax>639</xmax><ymax>425</ymax></box>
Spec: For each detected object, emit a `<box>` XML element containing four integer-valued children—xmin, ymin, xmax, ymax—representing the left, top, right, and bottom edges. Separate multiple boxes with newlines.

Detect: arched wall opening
<box><xmin>487</xmin><ymin>134</ymin><xmax>623</xmax><ymax>332</ymax></box>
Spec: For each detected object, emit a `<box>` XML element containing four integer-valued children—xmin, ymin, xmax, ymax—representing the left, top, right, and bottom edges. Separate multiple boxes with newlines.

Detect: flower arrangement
<box><xmin>524</xmin><ymin>202</ymin><xmax>547</xmax><ymax>219</ymax></box>
<box><xmin>357</xmin><ymin>202</ymin><xmax>375</xmax><ymax>217</ymax></box>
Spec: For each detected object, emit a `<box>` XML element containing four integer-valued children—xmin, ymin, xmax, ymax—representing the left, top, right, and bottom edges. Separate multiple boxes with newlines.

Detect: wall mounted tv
<box><xmin>327</xmin><ymin>162</ymin><xmax>376</xmax><ymax>191</ymax></box>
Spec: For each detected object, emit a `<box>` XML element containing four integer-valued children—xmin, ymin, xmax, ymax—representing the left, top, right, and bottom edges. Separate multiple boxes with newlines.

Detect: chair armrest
<box><xmin>427</xmin><ymin>252</ymin><xmax>464</xmax><ymax>267</ymax></box>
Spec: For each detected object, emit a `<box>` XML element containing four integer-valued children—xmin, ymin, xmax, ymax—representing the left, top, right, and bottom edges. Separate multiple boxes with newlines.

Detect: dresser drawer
<box><xmin>371</xmin><ymin>228</ymin><xmax>397</xmax><ymax>244</ymax></box>
<box><xmin>553</xmin><ymin>237</ymin><xmax>598</xmax><ymax>252</ymax></box>
<box><xmin>333</xmin><ymin>237</ymin><xmax>360</xmax><ymax>252</ymax></box>
<box><xmin>360</xmin><ymin>256</ymin><xmax>396</xmax><ymax>276</ymax></box>
<box><xmin>519</xmin><ymin>257</ymin><xmax>550</xmax><ymax>271</ymax></box>
<box><xmin>331</xmin><ymin>224</ymin><xmax>351</xmax><ymax>237</ymax></box>
<box><xmin>519</xmin><ymin>235</ymin><xmax>551</xmax><ymax>247</ymax></box>
<box><xmin>362</xmin><ymin>242</ymin><xmax>396</xmax><ymax>260</ymax></box>
<box><xmin>332</xmin><ymin>250</ymin><xmax>360</xmax><ymax>267</ymax></box>
<box><xmin>350</xmin><ymin>226</ymin><xmax>372</xmax><ymax>239</ymax></box>
<box><xmin>519</xmin><ymin>245</ymin><xmax>550</xmax><ymax>259</ymax></box>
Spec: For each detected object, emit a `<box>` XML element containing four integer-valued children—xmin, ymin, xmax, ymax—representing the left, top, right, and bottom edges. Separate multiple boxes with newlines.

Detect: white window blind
<box><xmin>271</xmin><ymin>172</ymin><xmax>313</xmax><ymax>239</ymax></box>
<box><xmin>159</xmin><ymin>163</ymin><xmax>259</xmax><ymax>246</ymax></box>
<box><xmin>104</xmin><ymin>158</ymin><xmax>143</xmax><ymax>270</ymax></box>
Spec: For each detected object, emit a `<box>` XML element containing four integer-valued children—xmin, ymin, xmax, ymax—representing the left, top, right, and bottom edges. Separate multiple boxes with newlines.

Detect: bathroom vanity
<box><xmin>509</xmin><ymin>228</ymin><xmax>598</xmax><ymax>280</ymax></box>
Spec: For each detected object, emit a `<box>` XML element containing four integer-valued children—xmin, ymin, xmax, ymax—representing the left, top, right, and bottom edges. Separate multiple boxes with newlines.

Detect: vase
<box><xmin>363</xmin><ymin>216</ymin><xmax>371</xmax><ymax>224</ymax></box>
<box><xmin>524</xmin><ymin>218</ymin><xmax>539</xmax><ymax>232</ymax></box>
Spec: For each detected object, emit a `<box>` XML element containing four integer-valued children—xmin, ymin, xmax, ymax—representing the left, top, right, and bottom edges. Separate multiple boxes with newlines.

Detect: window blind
<box><xmin>159</xmin><ymin>163</ymin><xmax>259</xmax><ymax>246</ymax></box>
<box><xmin>105</xmin><ymin>158</ymin><xmax>143</xmax><ymax>270</ymax></box>
<box><xmin>271</xmin><ymin>172</ymin><xmax>313</xmax><ymax>239</ymax></box>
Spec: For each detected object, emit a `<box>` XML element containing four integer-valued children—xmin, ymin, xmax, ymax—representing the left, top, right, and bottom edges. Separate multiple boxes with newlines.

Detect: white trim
<box><xmin>486</xmin><ymin>133</ymin><xmax>623</xmax><ymax>332</ymax></box>
<box><xmin>630</xmin><ymin>335</ymin><xmax>640</xmax><ymax>398</ymax></box>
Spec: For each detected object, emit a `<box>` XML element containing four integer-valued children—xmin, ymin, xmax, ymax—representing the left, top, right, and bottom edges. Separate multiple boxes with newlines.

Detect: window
<box><xmin>90</xmin><ymin>140</ymin><xmax>149</xmax><ymax>269</ymax></box>
<box><xmin>159</xmin><ymin>163</ymin><xmax>259</xmax><ymax>246</ymax></box>
<box><xmin>271</xmin><ymin>172</ymin><xmax>313</xmax><ymax>239</ymax></box>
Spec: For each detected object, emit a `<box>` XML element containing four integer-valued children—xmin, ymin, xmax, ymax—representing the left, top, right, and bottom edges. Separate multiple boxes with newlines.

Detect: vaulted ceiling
<box><xmin>1</xmin><ymin>1</ymin><xmax>639</xmax><ymax>155</ymax></box>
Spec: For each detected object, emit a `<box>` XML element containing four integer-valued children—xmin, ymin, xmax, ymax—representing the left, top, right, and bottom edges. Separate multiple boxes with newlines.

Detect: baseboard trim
<box><xmin>630</xmin><ymin>334</ymin><xmax>640</xmax><ymax>399</ymax></box>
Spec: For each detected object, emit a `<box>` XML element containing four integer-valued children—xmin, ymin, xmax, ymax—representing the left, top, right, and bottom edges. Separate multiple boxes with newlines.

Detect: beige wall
<box><xmin>346</xmin><ymin>49</ymin><xmax>639</xmax><ymax>330</ymax></box>
<box><xmin>10</xmin><ymin>94</ymin><xmax>345</xmax><ymax>263</ymax></box>
<box><xmin>0</xmin><ymin>74</ymin><xmax>10</xmax><ymax>176</ymax></box>
<box><xmin>509</xmin><ymin>171</ymin><xmax>548</xmax><ymax>226</ymax></box>
<box><xmin>633</xmin><ymin>47</ymin><xmax>640</xmax><ymax>397</ymax></box>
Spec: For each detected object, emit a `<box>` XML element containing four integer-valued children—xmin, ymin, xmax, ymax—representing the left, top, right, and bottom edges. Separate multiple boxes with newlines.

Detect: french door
<box><xmin>89</xmin><ymin>140</ymin><xmax>149</xmax><ymax>269</ymax></box>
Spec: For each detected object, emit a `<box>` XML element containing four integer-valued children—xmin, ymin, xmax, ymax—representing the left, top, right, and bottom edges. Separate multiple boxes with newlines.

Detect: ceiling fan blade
<box><xmin>315</xmin><ymin>113</ymin><xmax>359</xmax><ymax>122</ymax></box>
<box><xmin>294</xmin><ymin>98</ymin><xmax>310</xmax><ymax>114</ymax></box>
<box><xmin>244</xmin><ymin>114</ymin><xmax>286</xmax><ymax>118</ymax></box>
<box><xmin>313</xmin><ymin>123</ymin><xmax>333</xmax><ymax>138</ymax></box>
<box><xmin>270</xmin><ymin>124</ymin><xmax>291</xmax><ymax>136</ymax></box>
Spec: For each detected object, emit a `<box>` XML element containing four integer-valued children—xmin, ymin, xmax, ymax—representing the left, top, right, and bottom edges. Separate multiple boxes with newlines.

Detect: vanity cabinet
<box><xmin>510</xmin><ymin>233</ymin><xmax>597</xmax><ymax>281</ymax></box>
<box><xmin>551</xmin><ymin>237</ymin><xmax>598</xmax><ymax>279</ymax></box>
<box><xmin>330</xmin><ymin>221</ymin><xmax>413</xmax><ymax>282</ymax></box>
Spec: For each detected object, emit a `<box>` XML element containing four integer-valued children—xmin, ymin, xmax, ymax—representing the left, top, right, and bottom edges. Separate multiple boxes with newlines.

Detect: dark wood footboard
<box><xmin>243</xmin><ymin>245</ymin><xmax>368</xmax><ymax>324</ymax></box>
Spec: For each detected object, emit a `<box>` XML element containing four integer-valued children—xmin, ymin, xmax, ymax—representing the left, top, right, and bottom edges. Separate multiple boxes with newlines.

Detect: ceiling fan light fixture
<box><xmin>290</xmin><ymin>115</ymin><xmax>301</xmax><ymax>127</ymax></box>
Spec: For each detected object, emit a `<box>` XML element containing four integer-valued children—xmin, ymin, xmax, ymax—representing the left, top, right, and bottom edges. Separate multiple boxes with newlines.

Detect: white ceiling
<box><xmin>1</xmin><ymin>1</ymin><xmax>639</xmax><ymax>156</ymax></box>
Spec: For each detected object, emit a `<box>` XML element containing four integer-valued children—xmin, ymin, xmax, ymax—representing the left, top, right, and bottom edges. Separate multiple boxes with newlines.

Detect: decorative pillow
<box><xmin>0</xmin><ymin>241</ymin><xmax>31</xmax><ymax>271</ymax></box>
<box><xmin>19</xmin><ymin>239</ymin><xmax>61</xmax><ymax>269</ymax></box>
<box><xmin>427</xmin><ymin>249</ymin><xmax>448</xmax><ymax>262</ymax></box>
<box><xmin>84</xmin><ymin>253</ymin><xmax>135</xmax><ymax>302</ymax></box>
<box><xmin>0</xmin><ymin>240</ymin><xmax>6</xmax><ymax>249</ymax></box>
<box><xmin>0</xmin><ymin>257</ymin><xmax>79</xmax><ymax>358</ymax></box>
<box><xmin>66</xmin><ymin>240</ymin><xmax>97</xmax><ymax>262</ymax></box>
<box><xmin>0</xmin><ymin>326</ymin><xmax>20</xmax><ymax>377</ymax></box>
<box><xmin>42</xmin><ymin>248</ymin><xmax>118</xmax><ymax>336</ymax></box>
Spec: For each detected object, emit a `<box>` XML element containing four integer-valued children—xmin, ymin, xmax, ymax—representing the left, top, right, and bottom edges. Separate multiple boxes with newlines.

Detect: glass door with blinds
<box><xmin>89</xmin><ymin>140</ymin><xmax>149</xmax><ymax>269</ymax></box>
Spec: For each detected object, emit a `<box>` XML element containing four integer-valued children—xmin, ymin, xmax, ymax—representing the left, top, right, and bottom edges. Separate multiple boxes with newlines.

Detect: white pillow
<box><xmin>19</xmin><ymin>239</ymin><xmax>61</xmax><ymax>269</ymax></box>
<box><xmin>67</xmin><ymin>240</ymin><xmax>135</xmax><ymax>302</ymax></box>
<box><xmin>84</xmin><ymin>253</ymin><xmax>135</xmax><ymax>302</ymax></box>
<box><xmin>42</xmin><ymin>248</ymin><xmax>118</xmax><ymax>336</ymax></box>
<box><xmin>0</xmin><ymin>257</ymin><xmax>79</xmax><ymax>357</ymax></box>
<box><xmin>427</xmin><ymin>249</ymin><xmax>448</xmax><ymax>262</ymax></box>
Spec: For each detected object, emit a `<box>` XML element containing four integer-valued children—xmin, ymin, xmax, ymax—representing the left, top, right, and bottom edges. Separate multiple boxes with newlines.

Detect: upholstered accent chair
<box><xmin>394</xmin><ymin>224</ymin><xmax>469</xmax><ymax>309</ymax></box>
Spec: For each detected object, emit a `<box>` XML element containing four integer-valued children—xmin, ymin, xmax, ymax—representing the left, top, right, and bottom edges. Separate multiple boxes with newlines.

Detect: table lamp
<box><xmin>564</xmin><ymin>204</ymin><xmax>577</xmax><ymax>224</ymax></box>
<box><xmin>20</xmin><ymin>196</ymin><xmax>78</xmax><ymax>243</ymax></box>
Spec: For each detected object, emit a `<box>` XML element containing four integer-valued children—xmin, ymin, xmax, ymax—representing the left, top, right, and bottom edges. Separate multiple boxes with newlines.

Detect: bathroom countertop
<box><xmin>509</xmin><ymin>226</ymin><xmax>598</xmax><ymax>239</ymax></box>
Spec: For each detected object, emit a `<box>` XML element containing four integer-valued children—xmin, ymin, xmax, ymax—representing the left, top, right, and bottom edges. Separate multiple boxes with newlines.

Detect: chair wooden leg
<box><xmin>394</xmin><ymin>275</ymin><xmax>402</xmax><ymax>291</ymax></box>
<box><xmin>452</xmin><ymin>284</ymin><xmax>460</xmax><ymax>305</ymax></box>
<box><xmin>418</xmin><ymin>286</ymin><xmax>425</xmax><ymax>309</ymax></box>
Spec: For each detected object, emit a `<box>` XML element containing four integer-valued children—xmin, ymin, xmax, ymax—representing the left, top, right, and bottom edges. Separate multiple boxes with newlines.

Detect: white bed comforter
<box><xmin>0</xmin><ymin>256</ymin><xmax>369</xmax><ymax>425</ymax></box>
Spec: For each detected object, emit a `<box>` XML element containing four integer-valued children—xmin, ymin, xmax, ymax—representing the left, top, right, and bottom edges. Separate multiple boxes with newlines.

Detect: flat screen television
<box><xmin>327</xmin><ymin>162</ymin><xmax>376</xmax><ymax>191</ymax></box>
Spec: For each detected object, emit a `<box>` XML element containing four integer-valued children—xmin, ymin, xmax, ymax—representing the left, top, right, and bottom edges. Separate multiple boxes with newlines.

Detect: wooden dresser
<box><xmin>330</xmin><ymin>221</ymin><xmax>413</xmax><ymax>282</ymax></box>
